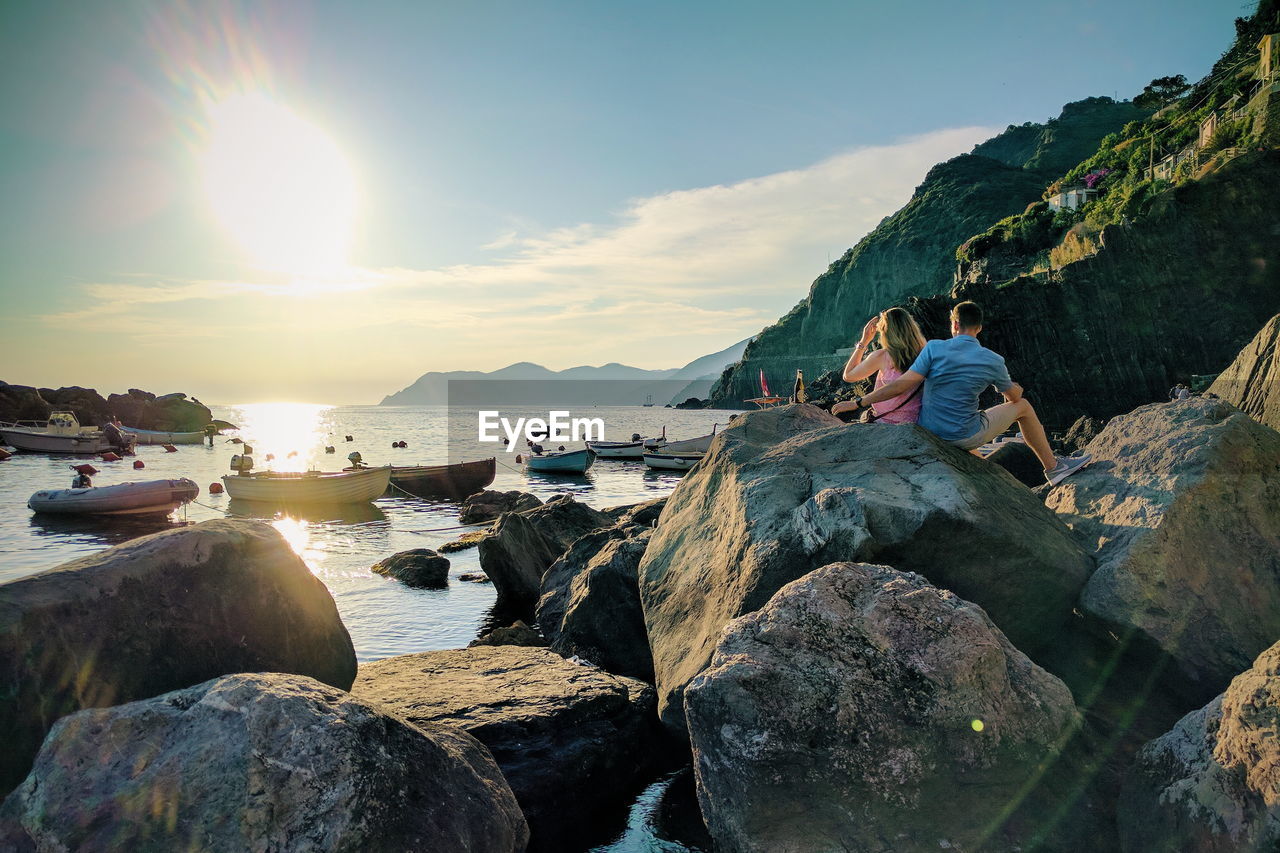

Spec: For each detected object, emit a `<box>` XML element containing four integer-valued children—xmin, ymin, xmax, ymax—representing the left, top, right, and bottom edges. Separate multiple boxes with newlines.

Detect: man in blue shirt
<box><xmin>850</xmin><ymin>301</ymin><xmax>1089</xmax><ymax>486</ymax></box>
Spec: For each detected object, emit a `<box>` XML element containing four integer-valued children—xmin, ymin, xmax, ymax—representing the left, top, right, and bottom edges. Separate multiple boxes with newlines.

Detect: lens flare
<box><xmin>201</xmin><ymin>92</ymin><xmax>358</xmax><ymax>274</ymax></box>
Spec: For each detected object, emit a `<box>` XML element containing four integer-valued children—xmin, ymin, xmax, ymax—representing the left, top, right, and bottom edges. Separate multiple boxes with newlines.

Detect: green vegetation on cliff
<box><xmin>711</xmin><ymin>97</ymin><xmax>1149</xmax><ymax>405</ymax></box>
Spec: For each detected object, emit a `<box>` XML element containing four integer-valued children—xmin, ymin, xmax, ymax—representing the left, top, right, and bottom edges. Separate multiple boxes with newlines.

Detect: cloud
<box><xmin>34</xmin><ymin>126</ymin><xmax>996</xmax><ymax>375</ymax></box>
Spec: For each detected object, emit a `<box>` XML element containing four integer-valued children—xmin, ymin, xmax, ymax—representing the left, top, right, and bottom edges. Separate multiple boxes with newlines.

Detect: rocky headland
<box><xmin>0</xmin><ymin>382</ymin><xmax>212</xmax><ymax>431</ymax></box>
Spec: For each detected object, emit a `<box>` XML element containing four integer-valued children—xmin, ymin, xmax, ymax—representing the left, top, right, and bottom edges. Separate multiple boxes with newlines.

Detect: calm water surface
<box><xmin>0</xmin><ymin>403</ymin><xmax>723</xmax><ymax>851</ymax></box>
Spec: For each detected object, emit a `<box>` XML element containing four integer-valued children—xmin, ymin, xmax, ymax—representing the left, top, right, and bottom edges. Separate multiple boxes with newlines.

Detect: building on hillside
<box><xmin>1259</xmin><ymin>33</ymin><xmax>1278</xmax><ymax>82</ymax></box>
<box><xmin>1199</xmin><ymin>112</ymin><xmax>1218</xmax><ymax>148</ymax></box>
<box><xmin>1046</xmin><ymin>185</ymin><xmax>1098</xmax><ymax>212</ymax></box>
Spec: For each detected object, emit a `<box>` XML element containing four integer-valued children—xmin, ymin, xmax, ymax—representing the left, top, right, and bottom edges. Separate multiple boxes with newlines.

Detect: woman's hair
<box><xmin>878</xmin><ymin>307</ymin><xmax>927</xmax><ymax>371</ymax></box>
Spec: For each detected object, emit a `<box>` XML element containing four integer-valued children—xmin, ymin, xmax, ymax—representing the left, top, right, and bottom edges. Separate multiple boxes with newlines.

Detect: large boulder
<box><xmin>0</xmin><ymin>382</ymin><xmax>50</xmax><ymax>424</ymax></box>
<box><xmin>478</xmin><ymin>495</ymin><xmax>611</xmax><ymax>611</ymax></box>
<box><xmin>638</xmin><ymin>404</ymin><xmax>1094</xmax><ymax>730</ymax></box>
<box><xmin>354</xmin><ymin>646</ymin><xmax>666</xmax><ymax>852</ymax></box>
<box><xmin>0</xmin><ymin>519</ymin><xmax>357</xmax><ymax>794</ymax></box>
<box><xmin>36</xmin><ymin>386</ymin><xmax>109</xmax><ymax>426</ymax></box>
<box><xmin>0</xmin><ymin>673</ymin><xmax>528</xmax><ymax>852</ymax></box>
<box><xmin>371</xmin><ymin>548</ymin><xmax>450</xmax><ymax>588</ymax></box>
<box><xmin>459</xmin><ymin>489</ymin><xmax>542</xmax><ymax>524</ymax></box>
<box><xmin>984</xmin><ymin>438</ymin><xmax>1046</xmax><ymax>487</ymax></box>
<box><xmin>601</xmin><ymin>495</ymin><xmax>667</xmax><ymax>527</ymax></box>
<box><xmin>1119</xmin><ymin>640</ymin><xmax>1280</xmax><ymax>852</ymax></box>
<box><xmin>685</xmin><ymin>564</ymin><xmax>1081</xmax><ymax>853</ymax></box>
<box><xmin>105</xmin><ymin>389</ymin><xmax>212</xmax><ymax>431</ymax></box>
<box><xmin>1060</xmin><ymin>414</ymin><xmax>1104</xmax><ymax>455</ymax></box>
<box><xmin>1209</xmin><ymin>313</ymin><xmax>1280</xmax><ymax>432</ymax></box>
<box><xmin>538</xmin><ymin>526</ymin><xmax>654</xmax><ymax>681</ymax></box>
<box><xmin>1045</xmin><ymin>399</ymin><xmax>1280</xmax><ymax>695</ymax></box>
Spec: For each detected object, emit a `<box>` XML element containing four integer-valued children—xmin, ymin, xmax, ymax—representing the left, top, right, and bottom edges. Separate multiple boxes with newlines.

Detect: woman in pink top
<box><xmin>832</xmin><ymin>307</ymin><xmax>927</xmax><ymax>424</ymax></box>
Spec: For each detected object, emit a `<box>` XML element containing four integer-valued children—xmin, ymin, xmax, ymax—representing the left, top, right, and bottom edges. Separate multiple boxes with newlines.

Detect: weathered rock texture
<box><xmin>1120</xmin><ymin>640</ymin><xmax>1280</xmax><ymax>852</ymax></box>
<box><xmin>0</xmin><ymin>519</ymin><xmax>356</xmax><ymax>794</ymax></box>
<box><xmin>459</xmin><ymin>489</ymin><xmax>542</xmax><ymax>524</ymax></box>
<box><xmin>638</xmin><ymin>404</ymin><xmax>1094</xmax><ymax>730</ymax></box>
<box><xmin>371</xmin><ymin>547</ymin><xmax>450</xmax><ymax>588</ymax></box>
<box><xmin>478</xmin><ymin>495</ymin><xmax>611</xmax><ymax>611</ymax></box>
<box><xmin>1210</xmin><ymin>313</ymin><xmax>1280</xmax><ymax>432</ymax></box>
<box><xmin>685</xmin><ymin>564</ymin><xmax>1081</xmax><ymax>853</ymax></box>
<box><xmin>469</xmin><ymin>619</ymin><xmax>547</xmax><ymax>647</ymax></box>
<box><xmin>603</xmin><ymin>495</ymin><xmax>667</xmax><ymax>528</ymax></box>
<box><xmin>1046</xmin><ymin>399</ymin><xmax>1280</xmax><ymax>695</ymax></box>
<box><xmin>538</xmin><ymin>525</ymin><xmax>654</xmax><ymax>681</ymax></box>
<box><xmin>354</xmin><ymin>646</ymin><xmax>664</xmax><ymax>852</ymax></box>
<box><xmin>0</xmin><ymin>674</ymin><xmax>528</xmax><ymax>853</ymax></box>
<box><xmin>1060</xmin><ymin>414</ymin><xmax>1104</xmax><ymax>454</ymax></box>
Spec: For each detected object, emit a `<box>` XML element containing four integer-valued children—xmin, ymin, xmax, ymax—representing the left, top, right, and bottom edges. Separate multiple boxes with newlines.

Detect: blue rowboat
<box><xmin>521</xmin><ymin>447</ymin><xmax>595</xmax><ymax>474</ymax></box>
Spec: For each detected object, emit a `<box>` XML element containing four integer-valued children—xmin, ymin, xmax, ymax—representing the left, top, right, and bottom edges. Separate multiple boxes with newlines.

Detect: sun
<box><xmin>201</xmin><ymin>93</ymin><xmax>358</xmax><ymax>275</ymax></box>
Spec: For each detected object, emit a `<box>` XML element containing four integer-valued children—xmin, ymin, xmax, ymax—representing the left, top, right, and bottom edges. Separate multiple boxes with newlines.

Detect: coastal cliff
<box><xmin>939</xmin><ymin>150</ymin><xmax>1280</xmax><ymax>426</ymax></box>
<box><xmin>709</xmin><ymin>97</ymin><xmax>1149</xmax><ymax>406</ymax></box>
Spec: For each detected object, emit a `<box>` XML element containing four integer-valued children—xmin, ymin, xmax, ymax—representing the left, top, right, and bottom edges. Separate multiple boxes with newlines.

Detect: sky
<box><xmin>0</xmin><ymin>0</ymin><xmax>1240</xmax><ymax>404</ymax></box>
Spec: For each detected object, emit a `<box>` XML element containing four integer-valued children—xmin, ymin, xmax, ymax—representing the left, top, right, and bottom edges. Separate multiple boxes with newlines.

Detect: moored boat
<box><xmin>659</xmin><ymin>423</ymin><xmax>720</xmax><ymax>454</ymax></box>
<box><xmin>0</xmin><ymin>412</ymin><xmax>136</xmax><ymax>455</ymax></box>
<box><xmin>642</xmin><ymin>452</ymin><xmax>704</xmax><ymax>471</ymax></box>
<box><xmin>221</xmin><ymin>466</ymin><xmax>391</xmax><ymax>504</ymax></box>
<box><xmin>586</xmin><ymin>433</ymin><xmax>660</xmax><ymax>459</ymax></box>
<box><xmin>28</xmin><ymin>478</ymin><xmax>200</xmax><ymax>516</ymax></box>
<box><xmin>520</xmin><ymin>447</ymin><xmax>595</xmax><ymax>474</ymax></box>
<box><xmin>124</xmin><ymin>427</ymin><xmax>207</xmax><ymax>445</ymax></box>
<box><xmin>388</xmin><ymin>458</ymin><xmax>496</xmax><ymax>499</ymax></box>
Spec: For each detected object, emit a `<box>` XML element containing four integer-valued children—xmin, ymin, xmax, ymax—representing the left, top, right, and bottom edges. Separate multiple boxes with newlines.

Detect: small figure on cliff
<box><xmin>1177</xmin><ymin>384</ymin><xmax>1192</xmax><ymax>401</ymax></box>
<box><xmin>851</xmin><ymin>301</ymin><xmax>1090</xmax><ymax>486</ymax></box>
<box><xmin>832</xmin><ymin>308</ymin><xmax>927</xmax><ymax>424</ymax></box>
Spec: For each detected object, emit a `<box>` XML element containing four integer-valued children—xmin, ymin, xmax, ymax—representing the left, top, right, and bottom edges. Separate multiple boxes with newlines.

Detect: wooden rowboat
<box><xmin>221</xmin><ymin>466</ymin><xmax>391</xmax><ymax>504</ymax></box>
<box><xmin>388</xmin><ymin>458</ymin><xmax>496</xmax><ymax>500</ymax></box>
<box><xmin>642</xmin><ymin>452</ymin><xmax>704</xmax><ymax>471</ymax></box>
<box><xmin>520</xmin><ymin>447</ymin><xmax>595</xmax><ymax>474</ymax></box>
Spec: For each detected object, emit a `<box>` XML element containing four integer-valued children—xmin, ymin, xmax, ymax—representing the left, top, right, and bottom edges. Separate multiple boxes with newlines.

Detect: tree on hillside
<box><xmin>1133</xmin><ymin>75</ymin><xmax>1191</xmax><ymax>109</ymax></box>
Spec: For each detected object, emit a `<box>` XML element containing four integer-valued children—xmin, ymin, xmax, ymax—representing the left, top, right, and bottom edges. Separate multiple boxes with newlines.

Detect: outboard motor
<box><xmin>102</xmin><ymin>421</ymin><xmax>127</xmax><ymax>452</ymax></box>
<box><xmin>347</xmin><ymin>451</ymin><xmax>365</xmax><ymax>469</ymax></box>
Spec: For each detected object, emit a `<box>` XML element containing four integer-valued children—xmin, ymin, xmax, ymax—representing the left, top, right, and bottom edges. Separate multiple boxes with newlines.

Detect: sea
<box><xmin>0</xmin><ymin>402</ymin><xmax>726</xmax><ymax>852</ymax></box>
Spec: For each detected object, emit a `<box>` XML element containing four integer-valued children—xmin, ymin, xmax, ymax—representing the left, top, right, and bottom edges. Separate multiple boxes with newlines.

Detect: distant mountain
<box><xmin>378</xmin><ymin>340</ymin><xmax>751</xmax><ymax>406</ymax></box>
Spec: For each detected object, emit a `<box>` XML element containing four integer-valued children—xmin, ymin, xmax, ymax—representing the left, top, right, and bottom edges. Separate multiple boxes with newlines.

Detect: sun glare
<box><xmin>201</xmin><ymin>93</ymin><xmax>358</xmax><ymax>274</ymax></box>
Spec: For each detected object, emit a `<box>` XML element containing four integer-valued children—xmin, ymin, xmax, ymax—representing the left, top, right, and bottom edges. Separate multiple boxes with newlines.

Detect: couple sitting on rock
<box><xmin>833</xmin><ymin>301</ymin><xmax>1089</xmax><ymax>486</ymax></box>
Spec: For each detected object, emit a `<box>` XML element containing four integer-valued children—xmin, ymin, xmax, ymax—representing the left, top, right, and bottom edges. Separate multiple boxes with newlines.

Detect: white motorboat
<box><xmin>642</xmin><ymin>452</ymin><xmax>704</xmax><ymax>471</ymax></box>
<box><xmin>221</xmin><ymin>466</ymin><xmax>392</xmax><ymax>504</ymax></box>
<box><xmin>125</xmin><ymin>427</ymin><xmax>207</xmax><ymax>445</ymax></box>
<box><xmin>28</xmin><ymin>478</ymin><xmax>200</xmax><ymax>516</ymax></box>
<box><xmin>0</xmin><ymin>412</ymin><xmax>135</xmax><ymax>455</ymax></box>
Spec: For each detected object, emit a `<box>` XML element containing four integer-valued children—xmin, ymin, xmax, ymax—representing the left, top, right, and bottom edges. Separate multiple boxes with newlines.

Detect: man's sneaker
<box><xmin>1044</xmin><ymin>453</ymin><xmax>1091</xmax><ymax>486</ymax></box>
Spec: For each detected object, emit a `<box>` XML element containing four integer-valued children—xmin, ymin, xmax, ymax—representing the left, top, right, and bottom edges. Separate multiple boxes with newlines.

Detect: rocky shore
<box><xmin>3</xmin><ymin>351</ymin><xmax>1280</xmax><ymax>850</ymax></box>
<box><xmin>0</xmin><ymin>382</ymin><xmax>212</xmax><ymax>431</ymax></box>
